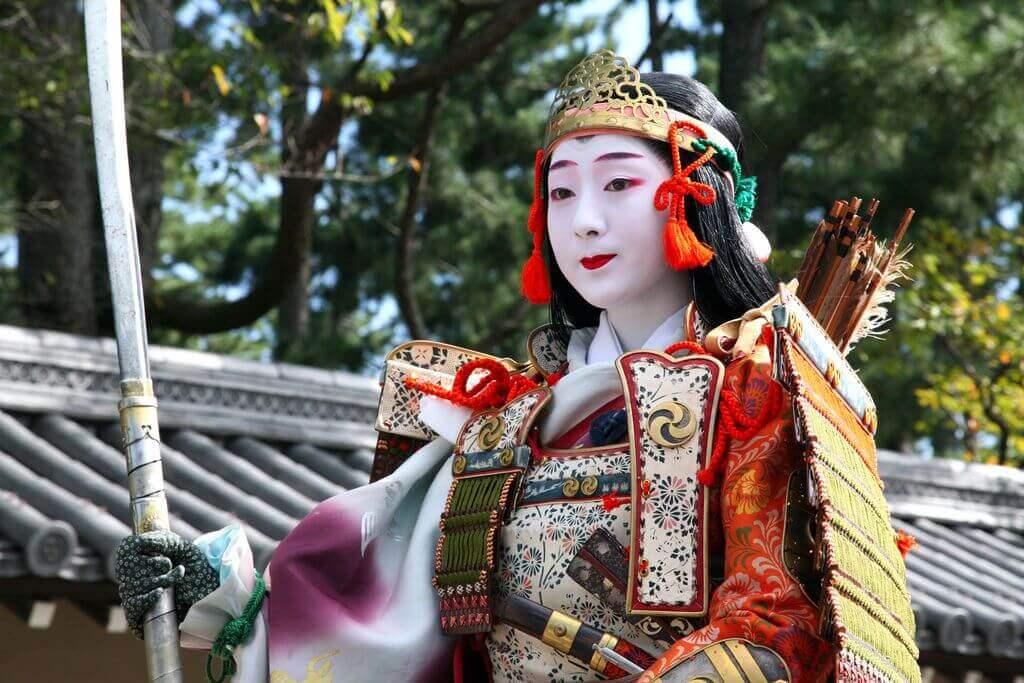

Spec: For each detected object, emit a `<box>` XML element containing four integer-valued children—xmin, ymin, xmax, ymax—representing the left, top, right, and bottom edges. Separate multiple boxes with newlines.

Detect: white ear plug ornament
<box><xmin>742</xmin><ymin>221</ymin><xmax>771</xmax><ymax>263</ymax></box>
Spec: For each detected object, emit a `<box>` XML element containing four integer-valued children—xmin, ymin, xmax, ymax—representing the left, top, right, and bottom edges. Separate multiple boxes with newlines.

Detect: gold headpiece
<box><xmin>543</xmin><ymin>50</ymin><xmax>735</xmax><ymax>159</ymax></box>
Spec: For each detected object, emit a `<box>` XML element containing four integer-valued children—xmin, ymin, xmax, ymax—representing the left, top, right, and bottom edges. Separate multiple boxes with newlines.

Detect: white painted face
<box><xmin>546</xmin><ymin>133</ymin><xmax>688</xmax><ymax>312</ymax></box>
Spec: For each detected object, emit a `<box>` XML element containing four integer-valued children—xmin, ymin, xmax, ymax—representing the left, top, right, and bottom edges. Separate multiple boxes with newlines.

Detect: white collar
<box><xmin>566</xmin><ymin>306</ymin><xmax>688</xmax><ymax>372</ymax></box>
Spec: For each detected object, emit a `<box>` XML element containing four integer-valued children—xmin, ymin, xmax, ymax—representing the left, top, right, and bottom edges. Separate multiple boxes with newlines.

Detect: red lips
<box><xmin>580</xmin><ymin>254</ymin><xmax>616</xmax><ymax>270</ymax></box>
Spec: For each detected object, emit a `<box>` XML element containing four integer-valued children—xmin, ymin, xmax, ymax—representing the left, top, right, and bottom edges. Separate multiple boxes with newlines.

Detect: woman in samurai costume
<box><xmin>116</xmin><ymin>50</ymin><xmax>918</xmax><ymax>683</ymax></box>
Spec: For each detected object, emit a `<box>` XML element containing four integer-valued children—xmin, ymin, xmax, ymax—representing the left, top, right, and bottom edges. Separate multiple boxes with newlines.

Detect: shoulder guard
<box><xmin>526</xmin><ymin>324</ymin><xmax>568</xmax><ymax>378</ymax></box>
<box><xmin>375</xmin><ymin>340</ymin><xmax>519</xmax><ymax>441</ymax></box>
<box><xmin>371</xmin><ymin>340</ymin><xmax>516</xmax><ymax>481</ymax></box>
<box><xmin>771</xmin><ymin>292</ymin><xmax>920</xmax><ymax>683</ymax></box>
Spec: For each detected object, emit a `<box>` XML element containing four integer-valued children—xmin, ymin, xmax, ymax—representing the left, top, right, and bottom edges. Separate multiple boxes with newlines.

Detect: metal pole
<box><xmin>83</xmin><ymin>1</ymin><xmax>183</xmax><ymax>680</ymax></box>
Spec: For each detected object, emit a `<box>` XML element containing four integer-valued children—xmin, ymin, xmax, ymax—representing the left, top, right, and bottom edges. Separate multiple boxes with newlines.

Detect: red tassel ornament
<box><xmin>654</xmin><ymin>122</ymin><xmax>718</xmax><ymax>270</ymax></box>
<box><xmin>520</xmin><ymin>149</ymin><xmax>551</xmax><ymax>304</ymax></box>
<box><xmin>895</xmin><ymin>529</ymin><xmax>917</xmax><ymax>559</ymax></box>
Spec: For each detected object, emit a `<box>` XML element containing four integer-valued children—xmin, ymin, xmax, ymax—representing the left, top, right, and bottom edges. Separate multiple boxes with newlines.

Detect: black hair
<box><xmin>544</xmin><ymin>72</ymin><xmax>776</xmax><ymax>338</ymax></box>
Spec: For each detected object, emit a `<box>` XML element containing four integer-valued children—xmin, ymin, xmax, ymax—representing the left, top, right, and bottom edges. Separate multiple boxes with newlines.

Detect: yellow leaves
<box><xmin>211</xmin><ymin>65</ymin><xmax>231</xmax><ymax>96</ymax></box>
<box><xmin>999</xmin><ymin>349</ymin><xmax>1013</xmax><ymax>365</ymax></box>
<box><xmin>387</xmin><ymin>25</ymin><xmax>414</xmax><ymax>46</ymax></box>
<box><xmin>996</xmin><ymin>302</ymin><xmax>1011</xmax><ymax>321</ymax></box>
<box><xmin>408</xmin><ymin>157</ymin><xmax>422</xmax><ymax>173</ymax></box>
<box><xmin>322</xmin><ymin>0</ymin><xmax>348</xmax><ymax>44</ymax></box>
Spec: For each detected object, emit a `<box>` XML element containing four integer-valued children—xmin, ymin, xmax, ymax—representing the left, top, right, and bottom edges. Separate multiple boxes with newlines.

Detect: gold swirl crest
<box><xmin>543</xmin><ymin>50</ymin><xmax>735</xmax><ymax>159</ymax></box>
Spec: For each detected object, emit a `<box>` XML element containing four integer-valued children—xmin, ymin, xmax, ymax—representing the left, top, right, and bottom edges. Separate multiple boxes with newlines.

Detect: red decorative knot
<box><xmin>404</xmin><ymin>358</ymin><xmax>539</xmax><ymax>411</ymax></box>
<box><xmin>654</xmin><ymin>121</ymin><xmax>718</xmax><ymax>271</ymax></box>
<box><xmin>895</xmin><ymin>529</ymin><xmax>917</xmax><ymax>559</ymax></box>
<box><xmin>640</xmin><ymin>479</ymin><xmax>652</xmax><ymax>498</ymax></box>
<box><xmin>601</xmin><ymin>493</ymin><xmax>631</xmax><ymax>512</ymax></box>
<box><xmin>697</xmin><ymin>380</ymin><xmax>784</xmax><ymax>487</ymax></box>
<box><xmin>638</xmin><ymin>559</ymin><xmax>650</xmax><ymax>576</ymax></box>
<box><xmin>665</xmin><ymin>340</ymin><xmax>706</xmax><ymax>357</ymax></box>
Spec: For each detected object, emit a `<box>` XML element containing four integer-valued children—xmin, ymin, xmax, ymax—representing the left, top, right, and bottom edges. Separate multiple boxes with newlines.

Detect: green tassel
<box><xmin>735</xmin><ymin>176</ymin><xmax>758</xmax><ymax>223</ymax></box>
<box><xmin>206</xmin><ymin>573</ymin><xmax>267</xmax><ymax>683</ymax></box>
<box><xmin>691</xmin><ymin>138</ymin><xmax>758</xmax><ymax>222</ymax></box>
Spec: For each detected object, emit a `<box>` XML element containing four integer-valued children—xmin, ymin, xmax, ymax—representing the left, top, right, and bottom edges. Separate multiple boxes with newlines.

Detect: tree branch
<box><xmin>937</xmin><ymin>333</ymin><xmax>1014</xmax><ymax>464</ymax></box>
<box><xmin>395</xmin><ymin>10</ymin><xmax>471</xmax><ymax>339</ymax></box>
<box><xmin>148</xmin><ymin>1</ymin><xmax>542</xmax><ymax>335</ymax></box>
<box><xmin>636</xmin><ymin>2</ymin><xmax>672</xmax><ymax>71</ymax></box>
<box><xmin>395</xmin><ymin>86</ymin><xmax>448</xmax><ymax>339</ymax></box>
<box><xmin>345</xmin><ymin>0</ymin><xmax>543</xmax><ymax>102</ymax></box>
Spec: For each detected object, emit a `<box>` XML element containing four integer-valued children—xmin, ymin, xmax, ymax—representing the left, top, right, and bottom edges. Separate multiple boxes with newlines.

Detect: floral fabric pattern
<box><xmin>639</xmin><ymin>342</ymin><xmax>834</xmax><ymax>683</ymax></box>
<box><xmin>487</xmin><ymin>449</ymin><xmax>671</xmax><ymax>682</ymax></box>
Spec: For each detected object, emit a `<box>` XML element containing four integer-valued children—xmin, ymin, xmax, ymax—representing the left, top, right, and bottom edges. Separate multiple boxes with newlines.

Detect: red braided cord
<box><xmin>507</xmin><ymin>373</ymin><xmax>541</xmax><ymax>402</ymax></box>
<box><xmin>405</xmin><ymin>358</ymin><xmax>539</xmax><ymax>411</ymax></box>
<box><xmin>527</xmin><ymin>149</ymin><xmax>545</xmax><ymax>235</ymax></box>
<box><xmin>895</xmin><ymin>529</ymin><xmax>918</xmax><ymax>559</ymax></box>
<box><xmin>698</xmin><ymin>380</ymin><xmax>784</xmax><ymax>487</ymax></box>
<box><xmin>665</xmin><ymin>340</ymin><xmax>707</xmax><ymax>356</ymax></box>
<box><xmin>654</xmin><ymin>145</ymin><xmax>717</xmax><ymax>223</ymax></box>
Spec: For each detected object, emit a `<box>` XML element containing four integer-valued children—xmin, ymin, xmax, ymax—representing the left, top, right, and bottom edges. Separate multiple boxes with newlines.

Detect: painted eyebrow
<box><xmin>549</xmin><ymin>159</ymin><xmax>577</xmax><ymax>170</ymax></box>
<box><xmin>595</xmin><ymin>152</ymin><xmax>645</xmax><ymax>162</ymax></box>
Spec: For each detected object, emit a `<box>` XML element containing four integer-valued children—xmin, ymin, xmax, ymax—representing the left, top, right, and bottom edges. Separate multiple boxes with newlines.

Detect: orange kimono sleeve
<box><xmin>641</xmin><ymin>340</ymin><xmax>834</xmax><ymax>683</ymax></box>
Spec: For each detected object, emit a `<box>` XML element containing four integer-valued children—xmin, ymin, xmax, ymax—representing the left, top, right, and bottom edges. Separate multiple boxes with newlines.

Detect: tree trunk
<box><xmin>718</xmin><ymin>0</ymin><xmax>768</xmax><ymax>114</ymax></box>
<box><xmin>646</xmin><ymin>0</ymin><xmax>664</xmax><ymax>71</ymax></box>
<box><xmin>753</xmin><ymin>154</ymin><xmax>783</xmax><ymax>242</ymax></box>
<box><xmin>16</xmin><ymin>4</ymin><xmax>97</xmax><ymax>335</ymax></box>
<box><xmin>275</xmin><ymin>51</ymin><xmax>314</xmax><ymax>358</ymax></box>
<box><xmin>718</xmin><ymin>0</ymin><xmax>773</xmax><ymax>235</ymax></box>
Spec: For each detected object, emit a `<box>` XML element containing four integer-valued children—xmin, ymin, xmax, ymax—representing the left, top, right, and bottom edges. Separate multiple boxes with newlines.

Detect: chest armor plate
<box><xmin>463</xmin><ymin>352</ymin><xmax>723</xmax><ymax>680</ymax></box>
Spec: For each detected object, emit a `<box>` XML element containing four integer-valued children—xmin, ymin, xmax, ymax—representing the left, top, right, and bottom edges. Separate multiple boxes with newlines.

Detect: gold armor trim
<box><xmin>659</xmin><ymin>639</ymin><xmax>791</xmax><ymax>683</ymax></box>
<box><xmin>588</xmin><ymin>633</ymin><xmax>619</xmax><ymax>674</ymax></box>
<box><xmin>476</xmin><ymin>414</ymin><xmax>505</xmax><ymax>451</ymax></box>
<box><xmin>541</xmin><ymin>610</ymin><xmax>581</xmax><ymax>654</ymax></box>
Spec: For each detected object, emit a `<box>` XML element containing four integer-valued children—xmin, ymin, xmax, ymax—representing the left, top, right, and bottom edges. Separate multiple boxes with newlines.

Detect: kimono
<box><xmin>179</xmin><ymin>297</ymin><xmax>911</xmax><ymax>683</ymax></box>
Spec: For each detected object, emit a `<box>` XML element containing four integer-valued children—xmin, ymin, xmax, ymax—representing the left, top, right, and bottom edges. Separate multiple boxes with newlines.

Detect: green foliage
<box><xmin>3</xmin><ymin>1</ymin><xmax>1023</xmax><ymax>463</ymax></box>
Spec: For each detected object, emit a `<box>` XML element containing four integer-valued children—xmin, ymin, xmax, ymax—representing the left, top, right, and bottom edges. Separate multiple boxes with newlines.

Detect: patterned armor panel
<box><xmin>617</xmin><ymin>351</ymin><xmax>723</xmax><ymax>617</ymax></box>
<box><xmin>527</xmin><ymin>324</ymin><xmax>570</xmax><ymax>377</ymax></box>
<box><xmin>486</xmin><ymin>443</ymin><xmax>691</xmax><ymax>682</ymax></box>
<box><xmin>435</xmin><ymin>388</ymin><xmax>552</xmax><ymax>634</ymax></box>
<box><xmin>377</xmin><ymin>340</ymin><xmax>513</xmax><ymax>440</ymax></box>
<box><xmin>772</xmin><ymin>296</ymin><xmax>919</xmax><ymax>683</ymax></box>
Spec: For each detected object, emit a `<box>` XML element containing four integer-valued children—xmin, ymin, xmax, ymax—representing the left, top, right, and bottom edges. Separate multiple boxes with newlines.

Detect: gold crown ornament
<box><xmin>543</xmin><ymin>49</ymin><xmax>737</xmax><ymax>160</ymax></box>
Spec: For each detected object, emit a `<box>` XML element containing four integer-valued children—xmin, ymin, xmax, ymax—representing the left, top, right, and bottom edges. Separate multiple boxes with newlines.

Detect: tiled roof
<box><xmin>879</xmin><ymin>451</ymin><xmax>1024</xmax><ymax>662</ymax></box>
<box><xmin>0</xmin><ymin>325</ymin><xmax>1022</xmax><ymax>667</ymax></box>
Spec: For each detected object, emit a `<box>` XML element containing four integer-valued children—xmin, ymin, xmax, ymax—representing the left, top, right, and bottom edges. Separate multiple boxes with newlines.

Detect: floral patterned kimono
<box><xmin>179</xmin><ymin>302</ymin><xmax>833</xmax><ymax>682</ymax></box>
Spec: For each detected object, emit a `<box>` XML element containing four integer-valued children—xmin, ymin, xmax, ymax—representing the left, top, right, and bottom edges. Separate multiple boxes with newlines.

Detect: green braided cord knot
<box><xmin>206</xmin><ymin>573</ymin><xmax>266</xmax><ymax>683</ymax></box>
<box><xmin>692</xmin><ymin>138</ymin><xmax>758</xmax><ymax>223</ymax></box>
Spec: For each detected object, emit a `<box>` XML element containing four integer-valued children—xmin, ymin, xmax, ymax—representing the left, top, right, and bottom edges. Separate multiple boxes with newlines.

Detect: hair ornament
<box><xmin>691</xmin><ymin>138</ymin><xmax>758</xmax><ymax>222</ymax></box>
<box><xmin>520</xmin><ymin>149</ymin><xmax>551</xmax><ymax>304</ymax></box>
<box><xmin>655</xmin><ymin>122</ymin><xmax>717</xmax><ymax>270</ymax></box>
<box><xmin>742</xmin><ymin>221</ymin><xmax>771</xmax><ymax>263</ymax></box>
